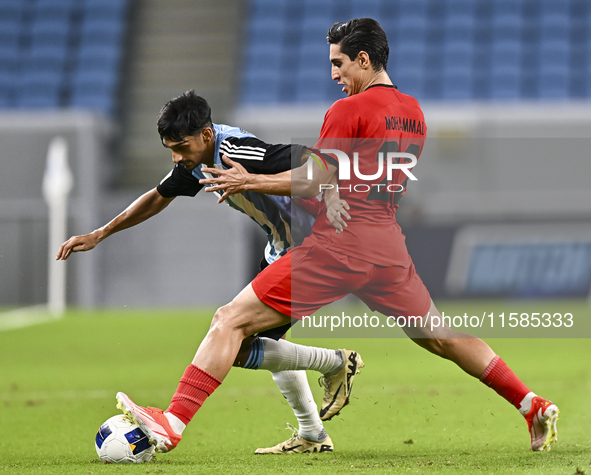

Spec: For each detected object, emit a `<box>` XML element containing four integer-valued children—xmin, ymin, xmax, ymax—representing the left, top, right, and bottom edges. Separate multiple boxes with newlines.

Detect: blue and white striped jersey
<box><xmin>157</xmin><ymin>123</ymin><xmax>316</xmax><ymax>263</ymax></box>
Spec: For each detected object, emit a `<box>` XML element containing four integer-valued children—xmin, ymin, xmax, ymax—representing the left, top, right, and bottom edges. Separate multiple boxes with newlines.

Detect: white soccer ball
<box><xmin>95</xmin><ymin>414</ymin><xmax>155</xmax><ymax>464</ymax></box>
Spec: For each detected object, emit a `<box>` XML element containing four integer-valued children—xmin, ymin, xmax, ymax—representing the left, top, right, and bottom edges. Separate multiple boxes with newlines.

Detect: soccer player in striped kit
<box><xmin>57</xmin><ymin>90</ymin><xmax>365</xmax><ymax>454</ymax></box>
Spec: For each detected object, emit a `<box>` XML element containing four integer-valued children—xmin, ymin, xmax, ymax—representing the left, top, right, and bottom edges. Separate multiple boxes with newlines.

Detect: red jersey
<box><xmin>310</xmin><ymin>84</ymin><xmax>427</xmax><ymax>266</ymax></box>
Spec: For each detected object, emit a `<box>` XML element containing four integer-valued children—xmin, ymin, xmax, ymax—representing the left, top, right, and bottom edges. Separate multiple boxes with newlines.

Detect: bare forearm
<box><xmin>238</xmin><ymin>162</ymin><xmax>336</xmax><ymax>198</ymax></box>
<box><xmin>237</xmin><ymin>170</ymin><xmax>293</xmax><ymax>196</ymax></box>
<box><xmin>238</xmin><ymin>171</ymin><xmax>320</xmax><ymax>197</ymax></box>
<box><xmin>56</xmin><ymin>188</ymin><xmax>173</xmax><ymax>260</ymax></box>
<box><xmin>96</xmin><ymin>188</ymin><xmax>172</xmax><ymax>241</ymax></box>
<box><xmin>201</xmin><ymin>152</ymin><xmax>337</xmax><ymax>201</ymax></box>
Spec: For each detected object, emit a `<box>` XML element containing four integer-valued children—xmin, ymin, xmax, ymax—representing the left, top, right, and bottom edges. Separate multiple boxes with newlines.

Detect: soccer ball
<box><xmin>95</xmin><ymin>414</ymin><xmax>155</xmax><ymax>464</ymax></box>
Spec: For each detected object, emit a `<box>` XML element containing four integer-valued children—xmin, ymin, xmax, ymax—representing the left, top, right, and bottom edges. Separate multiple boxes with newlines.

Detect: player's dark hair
<box><xmin>326</xmin><ymin>18</ymin><xmax>389</xmax><ymax>72</ymax></box>
<box><xmin>157</xmin><ymin>90</ymin><xmax>213</xmax><ymax>142</ymax></box>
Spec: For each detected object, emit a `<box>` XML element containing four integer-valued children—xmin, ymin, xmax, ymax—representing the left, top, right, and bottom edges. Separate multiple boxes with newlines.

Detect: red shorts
<box><xmin>251</xmin><ymin>241</ymin><xmax>431</xmax><ymax>320</ymax></box>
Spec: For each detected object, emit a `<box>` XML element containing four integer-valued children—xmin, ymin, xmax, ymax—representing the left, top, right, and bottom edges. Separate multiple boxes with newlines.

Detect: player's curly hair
<box><xmin>157</xmin><ymin>90</ymin><xmax>213</xmax><ymax>142</ymax></box>
<box><xmin>326</xmin><ymin>18</ymin><xmax>389</xmax><ymax>72</ymax></box>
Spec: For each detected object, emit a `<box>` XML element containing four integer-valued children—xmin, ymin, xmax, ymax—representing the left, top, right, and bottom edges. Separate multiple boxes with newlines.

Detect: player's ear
<box><xmin>201</xmin><ymin>126</ymin><xmax>214</xmax><ymax>143</ymax></box>
<box><xmin>357</xmin><ymin>51</ymin><xmax>371</xmax><ymax>70</ymax></box>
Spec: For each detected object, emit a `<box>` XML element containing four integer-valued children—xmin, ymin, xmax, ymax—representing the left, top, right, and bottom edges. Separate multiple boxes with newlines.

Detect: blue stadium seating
<box><xmin>443</xmin><ymin>41</ymin><xmax>474</xmax><ymax>71</ymax></box>
<box><xmin>441</xmin><ymin>41</ymin><xmax>474</xmax><ymax>100</ymax></box>
<box><xmin>492</xmin><ymin>0</ymin><xmax>524</xmax><ymax>17</ymax></box>
<box><xmin>392</xmin><ymin>40</ymin><xmax>428</xmax><ymax>98</ymax></box>
<box><xmin>0</xmin><ymin>21</ymin><xmax>21</xmax><ymax>48</ymax></box>
<box><xmin>76</xmin><ymin>44</ymin><xmax>122</xmax><ymax>74</ymax></box>
<box><xmin>349</xmin><ymin>0</ymin><xmax>383</xmax><ymax>20</ymax></box>
<box><xmin>251</xmin><ymin>0</ymin><xmax>289</xmax><ymax>15</ymax></box>
<box><xmin>242</xmin><ymin>68</ymin><xmax>282</xmax><ymax>104</ymax></box>
<box><xmin>0</xmin><ymin>70</ymin><xmax>15</xmax><ymax>107</ymax></box>
<box><xmin>301</xmin><ymin>0</ymin><xmax>334</xmax><ymax>17</ymax></box>
<box><xmin>490</xmin><ymin>65</ymin><xmax>523</xmax><ymax>100</ymax></box>
<box><xmin>71</xmin><ymin>91</ymin><xmax>117</xmax><ymax>115</ymax></box>
<box><xmin>31</xmin><ymin>0</ymin><xmax>76</xmax><ymax>25</ymax></box>
<box><xmin>538</xmin><ymin>40</ymin><xmax>571</xmax><ymax>99</ymax></box>
<box><xmin>241</xmin><ymin>0</ymin><xmax>591</xmax><ymax>104</ymax></box>
<box><xmin>248</xmin><ymin>17</ymin><xmax>286</xmax><ymax>45</ymax></box>
<box><xmin>83</xmin><ymin>0</ymin><xmax>128</xmax><ymax>18</ymax></box>
<box><xmin>0</xmin><ymin>0</ymin><xmax>26</xmax><ymax>23</ymax></box>
<box><xmin>0</xmin><ymin>45</ymin><xmax>20</xmax><ymax>72</ymax></box>
<box><xmin>392</xmin><ymin>41</ymin><xmax>427</xmax><ymax>71</ymax></box>
<box><xmin>539</xmin><ymin>39</ymin><xmax>571</xmax><ymax>68</ymax></box>
<box><xmin>539</xmin><ymin>67</ymin><xmax>571</xmax><ymax>99</ymax></box>
<box><xmin>539</xmin><ymin>14</ymin><xmax>571</xmax><ymax>43</ymax></box>
<box><xmin>71</xmin><ymin>69</ymin><xmax>118</xmax><ymax>114</ymax></box>
<box><xmin>24</xmin><ymin>45</ymin><xmax>69</xmax><ymax>73</ymax></box>
<box><xmin>4</xmin><ymin>0</ymin><xmax>591</xmax><ymax>110</ymax></box>
<box><xmin>36</xmin><ymin>0</ymin><xmax>76</xmax><ymax>7</ymax></box>
<box><xmin>446</xmin><ymin>0</ymin><xmax>475</xmax><ymax>16</ymax></box>
<box><xmin>585</xmin><ymin>60</ymin><xmax>591</xmax><ymax>98</ymax></box>
<box><xmin>294</xmin><ymin>68</ymin><xmax>330</xmax><ymax>103</ymax></box>
<box><xmin>80</xmin><ymin>18</ymin><xmax>126</xmax><ymax>47</ymax></box>
<box><xmin>472</xmin><ymin>41</ymin><xmax>491</xmax><ymax>73</ymax></box>
<box><xmin>16</xmin><ymin>70</ymin><xmax>63</xmax><ymax>109</ymax></box>
<box><xmin>491</xmin><ymin>14</ymin><xmax>524</xmax><ymax>43</ymax></box>
<box><xmin>395</xmin><ymin>66</ymin><xmax>425</xmax><ymax>99</ymax></box>
<box><xmin>395</xmin><ymin>15</ymin><xmax>429</xmax><ymax>45</ymax></box>
<box><xmin>378</xmin><ymin>16</ymin><xmax>397</xmax><ymax>38</ymax></box>
<box><xmin>244</xmin><ymin>42</ymin><xmax>283</xmax><ymax>72</ymax></box>
<box><xmin>0</xmin><ymin>0</ymin><xmax>129</xmax><ymax>114</ymax></box>
<box><xmin>442</xmin><ymin>66</ymin><xmax>473</xmax><ymax>100</ymax></box>
<box><xmin>301</xmin><ymin>15</ymin><xmax>333</xmax><ymax>43</ymax></box>
<box><xmin>398</xmin><ymin>0</ymin><xmax>428</xmax><ymax>17</ymax></box>
<box><xmin>298</xmin><ymin>40</ymin><xmax>330</xmax><ymax>73</ymax></box>
<box><xmin>29</xmin><ymin>20</ymin><xmax>71</xmax><ymax>48</ymax></box>
<box><xmin>445</xmin><ymin>14</ymin><xmax>476</xmax><ymax>43</ymax></box>
<box><xmin>491</xmin><ymin>40</ymin><xmax>522</xmax><ymax>73</ymax></box>
<box><xmin>539</xmin><ymin>0</ymin><xmax>571</xmax><ymax>16</ymax></box>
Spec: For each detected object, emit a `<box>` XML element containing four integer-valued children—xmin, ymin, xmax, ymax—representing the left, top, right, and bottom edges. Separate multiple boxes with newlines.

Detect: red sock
<box><xmin>480</xmin><ymin>355</ymin><xmax>530</xmax><ymax>409</ymax></box>
<box><xmin>167</xmin><ymin>365</ymin><xmax>221</xmax><ymax>425</ymax></box>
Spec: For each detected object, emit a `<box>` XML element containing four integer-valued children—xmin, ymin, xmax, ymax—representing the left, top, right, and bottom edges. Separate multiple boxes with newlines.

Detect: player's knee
<box><xmin>210</xmin><ymin>303</ymin><xmax>251</xmax><ymax>340</ymax></box>
<box><xmin>209</xmin><ymin>305</ymin><xmax>225</xmax><ymax>330</ymax></box>
<box><xmin>209</xmin><ymin>304</ymin><xmax>234</xmax><ymax>335</ymax></box>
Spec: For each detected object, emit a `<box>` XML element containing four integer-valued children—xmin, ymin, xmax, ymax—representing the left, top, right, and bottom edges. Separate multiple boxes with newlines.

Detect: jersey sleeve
<box><xmin>313</xmin><ymin>99</ymin><xmax>357</xmax><ymax>164</ymax></box>
<box><xmin>156</xmin><ymin>164</ymin><xmax>203</xmax><ymax>198</ymax></box>
<box><xmin>219</xmin><ymin>136</ymin><xmax>307</xmax><ymax>174</ymax></box>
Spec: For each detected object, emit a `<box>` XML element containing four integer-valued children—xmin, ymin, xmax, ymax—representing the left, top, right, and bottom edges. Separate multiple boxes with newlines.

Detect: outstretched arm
<box><xmin>201</xmin><ymin>154</ymin><xmax>350</xmax><ymax>232</ymax></box>
<box><xmin>200</xmin><ymin>153</ymin><xmax>337</xmax><ymax>202</ymax></box>
<box><xmin>56</xmin><ymin>188</ymin><xmax>174</xmax><ymax>260</ymax></box>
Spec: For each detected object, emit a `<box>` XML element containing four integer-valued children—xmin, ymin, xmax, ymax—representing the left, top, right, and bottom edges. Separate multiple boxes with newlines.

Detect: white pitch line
<box><xmin>0</xmin><ymin>305</ymin><xmax>62</xmax><ymax>332</ymax></box>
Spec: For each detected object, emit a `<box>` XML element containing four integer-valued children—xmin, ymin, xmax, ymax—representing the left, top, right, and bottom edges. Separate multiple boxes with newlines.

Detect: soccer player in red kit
<box><xmin>116</xmin><ymin>18</ymin><xmax>559</xmax><ymax>454</ymax></box>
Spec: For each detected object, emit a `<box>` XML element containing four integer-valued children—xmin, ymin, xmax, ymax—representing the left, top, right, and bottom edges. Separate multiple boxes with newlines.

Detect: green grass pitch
<box><xmin>0</xmin><ymin>301</ymin><xmax>590</xmax><ymax>474</ymax></box>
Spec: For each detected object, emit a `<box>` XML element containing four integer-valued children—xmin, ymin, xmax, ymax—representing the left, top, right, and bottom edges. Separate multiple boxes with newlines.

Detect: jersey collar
<box><xmin>366</xmin><ymin>84</ymin><xmax>398</xmax><ymax>90</ymax></box>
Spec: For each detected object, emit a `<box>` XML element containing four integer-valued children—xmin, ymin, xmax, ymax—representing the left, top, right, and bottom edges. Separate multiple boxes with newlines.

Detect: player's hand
<box><xmin>325</xmin><ymin>199</ymin><xmax>350</xmax><ymax>234</ymax></box>
<box><xmin>200</xmin><ymin>155</ymin><xmax>251</xmax><ymax>203</ymax></box>
<box><xmin>56</xmin><ymin>232</ymin><xmax>101</xmax><ymax>260</ymax></box>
